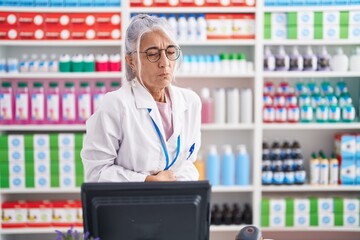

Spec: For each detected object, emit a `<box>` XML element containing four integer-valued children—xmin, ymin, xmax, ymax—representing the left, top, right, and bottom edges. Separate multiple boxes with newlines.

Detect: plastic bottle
<box><xmin>38</xmin><ymin>54</ymin><xmax>48</xmax><ymax>72</ymax></box>
<box><xmin>194</xmin><ymin>152</ymin><xmax>205</xmax><ymax>180</ymax></box>
<box><xmin>197</xmin><ymin>14</ymin><xmax>207</xmax><ymax>41</ymax></box>
<box><xmin>264</xmin><ymin>47</ymin><xmax>275</xmax><ymax>71</ymax></box>
<box><xmin>19</xmin><ymin>54</ymin><xmax>29</xmax><ymax>73</ymax></box>
<box><xmin>168</xmin><ymin>14</ymin><xmax>178</xmax><ymax>39</ymax></box>
<box><xmin>230</xmin><ymin>53</ymin><xmax>238</xmax><ymax>73</ymax></box>
<box><xmin>15</xmin><ymin>82</ymin><xmax>30</xmax><ymax>123</ymax></box>
<box><xmin>109</xmin><ymin>53</ymin><xmax>121</xmax><ymax>72</ymax></box>
<box><xmin>226</xmin><ymin>88</ymin><xmax>239</xmax><ymax>124</ymax></box>
<box><xmin>93</xmin><ymin>81</ymin><xmax>106</xmax><ymax>113</ymax></box>
<box><xmin>349</xmin><ymin>47</ymin><xmax>360</xmax><ymax>72</ymax></box>
<box><xmin>330</xmin><ymin>47</ymin><xmax>349</xmax><ymax>72</ymax></box>
<box><xmin>235</xmin><ymin>145</ymin><xmax>250</xmax><ymax>185</ymax></box>
<box><xmin>0</xmin><ymin>82</ymin><xmax>14</xmax><ymax>124</ymax></box>
<box><xmin>262</xmin><ymin>154</ymin><xmax>273</xmax><ymax>185</ymax></box>
<box><xmin>31</xmin><ymin>82</ymin><xmax>45</xmax><ymax>123</ymax></box>
<box><xmin>0</xmin><ymin>59</ymin><xmax>5</xmax><ymax>73</ymax></box>
<box><xmin>29</xmin><ymin>54</ymin><xmax>39</xmax><ymax>73</ymax></box>
<box><xmin>62</xmin><ymin>82</ymin><xmax>76</xmax><ymax>123</ymax></box>
<box><xmin>329</xmin><ymin>153</ymin><xmax>339</xmax><ymax>185</ymax></box>
<box><xmin>7</xmin><ymin>59</ymin><xmax>19</xmax><ymax>73</ymax></box>
<box><xmin>275</xmin><ymin>46</ymin><xmax>289</xmax><ymax>71</ymax></box>
<box><xmin>206</xmin><ymin>145</ymin><xmax>220</xmax><ymax>186</ymax></box>
<box><xmin>213</xmin><ymin>88</ymin><xmax>226</xmax><ymax>124</ymax></box>
<box><xmin>238</xmin><ymin>53</ymin><xmax>247</xmax><ymax>73</ymax></box>
<box><xmin>220</xmin><ymin>53</ymin><xmax>231</xmax><ymax>73</ymax></box>
<box><xmin>78</xmin><ymin>82</ymin><xmax>91</xmax><ymax>123</ymax></box>
<box><xmin>319</xmin><ymin>151</ymin><xmax>329</xmax><ymax>185</ymax></box>
<box><xmin>300</xmin><ymin>105</ymin><xmax>313</xmax><ymax>122</ymax></box>
<box><xmin>310</xmin><ymin>152</ymin><xmax>320</xmax><ymax>185</ymax></box>
<box><xmin>95</xmin><ymin>54</ymin><xmax>109</xmax><ymax>72</ymax></box>
<box><xmin>178</xmin><ymin>14</ymin><xmax>188</xmax><ymax>41</ymax></box>
<box><xmin>59</xmin><ymin>54</ymin><xmax>71</xmax><ymax>72</ymax></box>
<box><xmin>294</xmin><ymin>154</ymin><xmax>306</xmax><ymax>185</ymax></box>
<box><xmin>83</xmin><ymin>54</ymin><xmax>95</xmax><ymax>72</ymax></box>
<box><xmin>328</xmin><ymin>104</ymin><xmax>341</xmax><ymax>122</ymax></box>
<box><xmin>221</xmin><ymin>145</ymin><xmax>235</xmax><ymax>186</ymax></box>
<box><xmin>303</xmin><ymin>46</ymin><xmax>317</xmax><ymax>71</ymax></box>
<box><xmin>341</xmin><ymin>104</ymin><xmax>356</xmax><ymax>122</ymax></box>
<box><xmin>289</xmin><ymin>46</ymin><xmax>303</xmax><ymax>71</ymax></box>
<box><xmin>71</xmin><ymin>54</ymin><xmax>84</xmax><ymax>72</ymax></box>
<box><xmin>317</xmin><ymin>46</ymin><xmax>331</xmax><ymax>71</ymax></box>
<box><xmin>48</xmin><ymin>54</ymin><xmax>59</xmax><ymax>72</ymax></box>
<box><xmin>187</xmin><ymin>14</ymin><xmax>197</xmax><ymax>41</ymax></box>
<box><xmin>240</xmin><ymin>88</ymin><xmax>252</xmax><ymax>123</ymax></box>
<box><xmin>200</xmin><ymin>88</ymin><xmax>213</xmax><ymax>124</ymax></box>
<box><xmin>46</xmin><ymin>82</ymin><xmax>60</xmax><ymax>124</ymax></box>
<box><xmin>315</xmin><ymin>102</ymin><xmax>328</xmax><ymax>123</ymax></box>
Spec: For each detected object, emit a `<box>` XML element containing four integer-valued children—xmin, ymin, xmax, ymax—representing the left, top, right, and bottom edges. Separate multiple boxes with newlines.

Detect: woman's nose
<box><xmin>158</xmin><ymin>50</ymin><xmax>170</xmax><ymax>67</ymax></box>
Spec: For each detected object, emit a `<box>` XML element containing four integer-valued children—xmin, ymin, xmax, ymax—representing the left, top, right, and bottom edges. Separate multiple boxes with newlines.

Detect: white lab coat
<box><xmin>81</xmin><ymin>80</ymin><xmax>201</xmax><ymax>182</ymax></box>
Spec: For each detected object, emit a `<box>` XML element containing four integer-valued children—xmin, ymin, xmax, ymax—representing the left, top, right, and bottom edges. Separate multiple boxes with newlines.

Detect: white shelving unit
<box><xmin>1</xmin><ymin>2</ymin><xmax>360</xmax><ymax>240</ymax></box>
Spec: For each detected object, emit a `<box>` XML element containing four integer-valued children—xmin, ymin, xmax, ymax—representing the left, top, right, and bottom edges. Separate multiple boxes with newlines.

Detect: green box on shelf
<box><xmin>0</xmin><ymin>175</ymin><xmax>9</xmax><ymax>188</ymax></box>
<box><xmin>340</xmin><ymin>25</ymin><xmax>349</xmax><ymax>39</ymax></box>
<box><xmin>261</xmin><ymin>215</ymin><xmax>270</xmax><ymax>227</ymax></box>
<box><xmin>75</xmin><ymin>133</ymin><xmax>84</xmax><ymax>149</ymax></box>
<box><xmin>264</xmin><ymin>13</ymin><xmax>271</xmax><ymax>27</ymax></box>
<box><xmin>264</xmin><ymin>27</ymin><xmax>271</xmax><ymax>39</ymax></box>
<box><xmin>286</xmin><ymin>198</ymin><xmax>295</xmax><ymax>216</ymax></box>
<box><xmin>340</xmin><ymin>11</ymin><xmax>349</xmax><ymax>26</ymax></box>
<box><xmin>287</xmin><ymin>12</ymin><xmax>297</xmax><ymax>26</ymax></box>
<box><xmin>24</xmin><ymin>134</ymin><xmax>34</xmax><ymax>150</ymax></box>
<box><xmin>261</xmin><ymin>198</ymin><xmax>270</xmax><ymax>215</ymax></box>
<box><xmin>50</xmin><ymin>133</ymin><xmax>59</xmax><ymax>150</ymax></box>
<box><xmin>285</xmin><ymin>214</ymin><xmax>294</xmax><ymax>227</ymax></box>
<box><xmin>310</xmin><ymin>214</ymin><xmax>318</xmax><ymax>226</ymax></box>
<box><xmin>314</xmin><ymin>26</ymin><xmax>323</xmax><ymax>39</ymax></box>
<box><xmin>287</xmin><ymin>26</ymin><xmax>297</xmax><ymax>39</ymax></box>
<box><xmin>334</xmin><ymin>197</ymin><xmax>344</xmax><ymax>214</ymax></box>
<box><xmin>314</xmin><ymin>12</ymin><xmax>323</xmax><ymax>26</ymax></box>
<box><xmin>334</xmin><ymin>214</ymin><xmax>343</xmax><ymax>226</ymax></box>
<box><xmin>0</xmin><ymin>135</ymin><xmax>8</xmax><ymax>150</ymax></box>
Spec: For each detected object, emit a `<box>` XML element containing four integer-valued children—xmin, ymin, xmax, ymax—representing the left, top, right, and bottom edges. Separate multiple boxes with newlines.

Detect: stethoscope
<box><xmin>148</xmin><ymin>108</ymin><xmax>180</xmax><ymax>170</ymax></box>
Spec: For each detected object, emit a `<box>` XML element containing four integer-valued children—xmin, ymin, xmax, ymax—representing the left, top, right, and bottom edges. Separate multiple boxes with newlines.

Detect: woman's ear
<box><xmin>125</xmin><ymin>54</ymin><xmax>136</xmax><ymax>72</ymax></box>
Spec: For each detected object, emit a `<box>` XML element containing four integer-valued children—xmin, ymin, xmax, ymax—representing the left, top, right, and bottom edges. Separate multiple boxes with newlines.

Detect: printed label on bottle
<box><xmin>78</xmin><ymin>93</ymin><xmax>91</xmax><ymax>121</ymax></box>
<box><xmin>262</xmin><ymin>171</ymin><xmax>273</xmax><ymax>184</ymax></box>
<box><xmin>284</xmin><ymin>171</ymin><xmax>295</xmax><ymax>184</ymax></box>
<box><xmin>0</xmin><ymin>93</ymin><xmax>13</xmax><ymax>120</ymax></box>
<box><xmin>329</xmin><ymin>162</ymin><xmax>339</xmax><ymax>184</ymax></box>
<box><xmin>47</xmin><ymin>94</ymin><xmax>59</xmax><ymax>122</ymax></box>
<box><xmin>62</xmin><ymin>93</ymin><xmax>75</xmax><ymax>121</ymax></box>
<box><xmin>288</xmin><ymin>107</ymin><xmax>300</xmax><ymax>122</ymax></box>
<box><xmin>295</xmin><ymin>170</ymin><xmax>306</xmax><ymax>183</ymax></box>
<box><xmin>15</xmin><ymin>93</ymin><xmax>29</xmax><ymax>120</ymax></box>
<box><xmin>31</xmin><ymin>93</ymin><xmax>45</xmax><ymax>121</ymax></box>
<box><xmin>93</xmin><ymin>93</ymin><xmax>105</xmax><ymax>112</ymax></box>
<box><xmin>273</xmin><ymin>171</ymin><xmax>284</xmax><ymax>184</ymax></box>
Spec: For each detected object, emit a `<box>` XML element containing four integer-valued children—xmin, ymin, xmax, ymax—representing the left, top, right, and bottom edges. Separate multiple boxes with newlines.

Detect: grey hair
<box><xmin>125</xmin><ymin>14</ymin><xmax>181</xmax><ymax>82</ymax></box>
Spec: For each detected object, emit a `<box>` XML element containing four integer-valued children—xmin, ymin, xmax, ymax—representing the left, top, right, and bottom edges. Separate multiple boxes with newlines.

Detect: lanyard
<box><xmin>148</xmin><ymin>108</ymin><xmax>180</xmax><ymax>170</ymax></box>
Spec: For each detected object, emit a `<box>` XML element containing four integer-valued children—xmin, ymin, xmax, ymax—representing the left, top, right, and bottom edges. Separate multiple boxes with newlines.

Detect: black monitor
<box><xmin>81</xmin><ymin>181</ymin><xmax>211</xmax><ymax>240</ymax></box>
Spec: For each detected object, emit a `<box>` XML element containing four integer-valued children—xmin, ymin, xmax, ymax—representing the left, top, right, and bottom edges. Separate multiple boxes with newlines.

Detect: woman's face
<box><xmin>134</xmin><ymin>30</ymin><xmax>177</xmax><ymax>92</ymax></box>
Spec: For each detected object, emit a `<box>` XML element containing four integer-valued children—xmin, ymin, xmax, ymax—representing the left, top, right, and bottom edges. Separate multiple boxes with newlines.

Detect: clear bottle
<box><xmin>200</xmin><ymin>88</ymin><xmax>213</xmax><ymax>124</ymax></box>
<box><xmin>0</xmin><ymin>82</ymin><xmax>14</xmax><ymax>124</ymax></box>
<box><xmin>221</xmin><ymin>145</ymin><xmax>235</xmax><ymax>186</ymax></box>
<box><xmin>15</xmin><ymin>82</ymin><xmax>30</xmax><ymax>124</ymax></box>
<box><xmin>31</xmin><ymin>82</ymin><xmax>45</xmax><ymax>123</ymax></box>
<box><xmin>48</xmin><ymin>54</ymin><xmax>59</xmax><ymax>72</ymax></box>
<box><xmin>62</xmin><ymin>82</ymin><xmax>76</xmax><ymax>123</ymax></box>
<box><xmin>206</xmin><ymin>145</ymin><xmax>220</xmax><ymax>186</ymax></box>
<box><xmin>29</xmin><ymin>54</ymin><xmax>39</xmax><ymax>73</ymax></box>
<box><xmin>235</xmin><ymin>145</ymin><xmax>250</xmax><ymax>185</ymax></box>
<box><xmin>93</xmin><ymin>81</ymin><xmax>106</xmax><ymax>113</ymax></box>
<box><xmin>46</xmin><ymin>82</ymin><xmax>60</xmax><ymax>124</ymax></box>
<box><xmin>38</xmin><ymin>54</ymin><xmax>48</xmax><ymax>72</ymax></box>
<box><xmin>78</xmin><ymin>82</ymin><xmax>91</xmax><ymax>123</ymax></box>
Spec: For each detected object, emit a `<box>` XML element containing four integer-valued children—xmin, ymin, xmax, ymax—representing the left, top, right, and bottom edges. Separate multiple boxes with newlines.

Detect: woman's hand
<box><xmin>145</xmin><ymin>170</ymin><xmax>176</xmax><ymax>182</ymax></box>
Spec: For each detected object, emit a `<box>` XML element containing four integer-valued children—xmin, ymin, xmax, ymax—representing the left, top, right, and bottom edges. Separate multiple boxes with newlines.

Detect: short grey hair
<box><xmin>125</xmin><ymin>14</ymin><xmax>181</xmax><ymax>82</ymax></box>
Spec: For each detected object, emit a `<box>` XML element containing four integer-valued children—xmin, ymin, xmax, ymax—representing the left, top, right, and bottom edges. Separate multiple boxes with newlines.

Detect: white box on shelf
<box><xmin>343</xmin><ymin>213</ymin><xmax>359</xmax><ymax>227</ymax></box>
<box><xmin>318</xmin><ymin>213</ymin><xmax>334</xmax><ymax>226</ymax></box>
<box><xmin>349</xmin><ymin>11</ymin><xmax>360</xmax><ymax>25</ymax></box>
<box><xmin>348</xmin><ymin>25</ymin><xmax>360</xmax><ymax>39</ymax></box>
<box><xmin>323</xmin><ymin>11</ymin><xmax>340</xmax><ymax>25</ymax></box>
<box><xmin>270</xmin><ymin>199</ymin><xmax>286</xmax><ymax>214</ymax></box>
<box><xmin>294</xmin><ymin>213</ymin><xmax>310</xmax><ymax>227</ymax></box>
<box><xmin>323</xmin><ymin>25</ymin><xmax>340</xmax><ymax>39</ymax></box>
<box><xmin>294</xmin><ymin>198</ymin><xmax>310</xmax><ymax>214</ymax></box>
<box><xmin>271</xmin><ymin>25</ymin><xmax>287</xmax><ymax>40</ymax></box>
<box><xmin>8</xmin><ymin>148</ymin><xmax>25</xmax><ymax>162</ymax></box>
<box><xmin>318</xmin><ymin>198</ymin><xmax>334</xmax><ymax>213</ymax></box>
<box><xmin>58</xmin><ymin>133</ymin><xmax>75</xmax><ymax>148</ymax></box>
<box><xmin>297</xmin><ymin>12</ymin><xmax>314</xmax><ymax>26</ymax></box>
<box><xmin>298</xmin><ymin>25</ymin><xmax>314</xmax><ymax>40</ymax></box>
<box><xmin>343</xmin><ymin>198</ymin><xmax>360</xmax><ymax>213</ymax></box>
<box><xmin>34</xmin><ymin>134</ymin><xmax>50</xmax><ymax>149</ymax></box>
<box><xmin>34</xmin><ymin>149</ymin><xmax>50</xmax><ymax>162</ymax></box>
<box><xmin>59</xmin><ymin>149</ymin><xmax>75</xmax><ymax>162</ymax></box>
<box><xmin>9</xmin><ymin>175</ymin><xmax>25</xmax><ymax>189</ymax></box>
<box><xmin>270</xmin><ymin>213</ymin><xmax>285</xmax><ymax>227</ymax></box>
<box><xmin>271</xmin><ymin>13</ymin><xmax>287</xmax><ymax>26</ymax></box>
<box><xmin>35</xmin><ymin>174</ymin><xmax>51</xmax><ymax>188</ymax></box>
<box><xmin>8</xmin><ymin>135</ymin><xmax>24</xmax><ymax>149</ymax></box>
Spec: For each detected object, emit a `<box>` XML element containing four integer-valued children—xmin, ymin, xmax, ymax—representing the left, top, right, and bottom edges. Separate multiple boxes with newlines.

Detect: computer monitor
<box><xmin>81</xmin><ymin>181</ymin><xmax>211</xmax><ymax>240</ymax></box>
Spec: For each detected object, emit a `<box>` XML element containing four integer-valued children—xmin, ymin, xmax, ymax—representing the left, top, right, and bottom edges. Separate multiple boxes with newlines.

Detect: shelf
<box><xmin>0</xmin><ymin>124</ymin><xmax>86</xmax><ymax>131</ymax></box>
<box><xmin>176</xmin><ymin>73</ymin><xmax>255</xmax><ymax>78</ymax></box>
<box><xmin>263</xmin><ymin>40</ymin><xmax>360</xmax><ymax>46</ymax></box>
<box><xmin>178</xmin><ymin>40</ymin><xmax>255</xmax><ymax>46</ymax></box>
<box><xmin>0</xmin><ymin>72</ymin><xmax>123</xmax><ymax>79</ymax></box>
<box><xmin>264</xmin><ymin>6</ymin><xmax>360</xmax><ymax>12</ymax></box>
<box><xmin>262</xmin><ymin>185</ymin><xmax>360</xmax><ymax>192</ymax></box>
<box><xmin>262</xmin><ymin>227</ymin><xmax>360</xmax><ymax>232</ymax></box>
<box><xmin>1</xmin><ymin>227</ymin><xmax>83</xmax><ymax>235</ymax></box>
<box><xmin>130</xmin><ymin>7</ymin><xmax>256</xmax><ymax>13</ymax></box>
<box><xmin>263</xmin><ymin>71</ymin><xmax>360</xmax><ymax>79</ymax></box>
<box><xmin>0</xmin><ymin>7</ymin><xmax>121</xmax><ymax>12</ymax></box>
<box><xmin>201</xmin><ymin>124</ymin><xmax>254</xmax><ymax>130</ymax></box>
<box><xmin>0</xmin><ymin>40</ymin><xmax>122</xmax><ymax>46</ymax></box>
<box><xmin>262</xmin><ymin>123</ymin><xmax>360</xmax><ymax>130</ymax></box>
<box><xmin>0</xmin><ymin>188</ymin><xmax>80</xmax><ymax>194</ymax></box>
<box><xmin>212</xmin><ymin>186</ymin><xmax>253</xmax><ymax>192</ymax></box>
<box><xmin>210</xmin><ymin>225</ymin><xmax>245</xmax><ymax>232</ymax></box>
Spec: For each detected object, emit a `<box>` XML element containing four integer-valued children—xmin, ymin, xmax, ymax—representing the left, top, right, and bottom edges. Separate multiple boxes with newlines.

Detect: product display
<box><xmin>211</xmin><ymin>203</ymin><xmax>252</xmax><ymax>225</ymax></box>
<box><xmin>130</xmin><ymin>0</ymin><xmax>256</xmax><ymax>7</ymax></box>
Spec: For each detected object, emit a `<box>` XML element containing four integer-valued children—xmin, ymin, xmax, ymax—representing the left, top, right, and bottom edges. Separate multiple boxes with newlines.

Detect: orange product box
<box><xmin>231</xmin><ymin>0</ymin><xmax>256</xmax><ymax>6</ymax></box>
<box><xmin>95</xmin><ymin>13</ymin><xmax>121</xmax><ymax>27</ymax></box>
<box><xmin>44</xmin><ymin>26</ymin><xmax>71</xmax><ymax>40</ymax></box>
<box><xmin>153</xmin><ymin>0</ymin><xmax>170</xmax><ymax>6</ymax></box>
<box><xmin>52</xmin><ymin>200</ymin><xmax>78</xmax><ymax>227</ymax></box>
<box><xmin>17</xmin><ymin>26</ymin><xmax>45</xmax><ymax>40</ymax></box>
<box><xmin>27</xmin><ymin>201</ymin><xmax>53</xmax><ymax>227</ymax></box>
<box><xmin>71</xmin><ymin>25</ymin><xmax>97</xmax><ymax>40</ymax></box>
<box><xmin>0</xmin><ymin>12</ymin><xmax>17</xmax><ymax>26</ymax></box>
<box><xmin>1</xmin><ymin>201</ymin><xmax>28</xmax><ymax>228</ymax></box>
<box><xmin>179</xmin><ymin>0</ymin><xmax>195</xmax><ymax>6</ymax></box>
<box><xmin>70</xmin><ymin>13</ymin><xmax>88</xmax><ymax>26</ymax></box>
<box><xmin>206</xmin><ymin>14</ymin><xmax>233</xmax><ymax>39</ymax></box>
<box><xmin>96</xmin><ymin>26</ymin><xmax>121</xmax><ymax>40</ymax></box>
<box><xmin>75</xmin><ymin>200</ymin><xmax>83</xmax><ymax>227</ymax></box>
<box><xmin>130</xmin><ymin>0</ymin><xmax>146</xmax><ymax>7</ymax></box>
<box><xmin>0</xmin><ymin>27</ymin><xmax>18</xmax><ymax>40</ymax></box>
<box><xmin>232</xmin><ymin>14</ymin><xmax>255</xmax><ymax>39</ymax></box>
<box><xmin>44</xmin><ymin>13</ymin><xmax>71</xmax><ymax>27</ymax></box>
<box><xmin>205</xmin><ymin>0</ymin><xmax>221</xmax><ymax>6</ymax></box>
<box><xmin>18</xmin><ymin>13</ymin><xmax>44</xmax><ymax>27</ymax></box>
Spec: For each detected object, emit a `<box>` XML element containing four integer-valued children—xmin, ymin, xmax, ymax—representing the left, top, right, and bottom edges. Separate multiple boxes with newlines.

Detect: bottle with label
<box><xmin>271</xmin><ymin>140</ymin><xmax>281</xmax><ymax>158</ymax></box>
<box><xmin>200</xmin><ymin>88</ymin><xmax>213</xmax><ymax>124</ymax></box>
<box><xmin>206</xmin><ymin>145</ymin><xmax>220</xmax><ymax>186</ymax></box>
<box><xmin>0</xmin><ymin>82</ymin><xmax>14</xmax><ymax>124</ymax></box>
<box><xmin>78</xmin><ymin>82</ymin><xmax>91</xmax><ymax>123</ymax></box>
<box><xmin>240</xmin><ymin>88</ymin><xmax>252</xmax><ymax>123</ymax></box>
<box><xmin>242</xmin><ymin>203</ymin><xmax>252</xmax><ymax>224</ymax></box>
<box><xmin>109</xmin><ymin>53</ymin><xmax>121</xmax><ymax>72</ymax></box>
<box><xmin>38</xmin><ymin>54</ymin><xmax>48</xmax><ymax>72</ymax></box>
<box><xmin>93</xmin><ymin>82</ymin><xmax>106</xmax><ymax>113</ymax></box>
<box><xmin>264</xmin><ymin>47</ymin><xmax>275</xmax><ymax>71</ymax></box>
<box><xmin>213</xmin><ymin>88</ymin><xmax>226</xmax><ymax>124</ymax></box>
<box><xmin>221</xmin><ymin>145</ymin><xmax>235</xmax><ymax>186</ymax></box>
<box><xmin>178</xmin><ymin>14</ymin><xmax>188</xmax><ymax>41</ymax></box>
<box><xmin>71</xmin><ymin>54</ymin><xmax>84</xmax><ymax>72</ymax></box>
<box><xmin>226</xmin><ymin>88</ymin><xmax>240</xmax><ymax>124</ymax></box>
<box><xmin>275</xmin><ymin>46</ymin><xmax>289</xmax><ymax>71</ymax></box>
<box><xmin>84</xmin><ymin>54</ymin><xmax>95</xmax><ymax>72</ymax></box>
<box><xmin>62</xmin><ymin>82</ymin><xmax>76</xmax><ymax>123</ymax></box>
<box><xmin>271</xmin><ymin>154</ymin><xmax>282</xmax><ymax>173</ymax></box>
<box><xmin>19</xmin><ymin>54</ymin><xmax>29</xmax><ymax>73</ymax></box>
<box><xmin>46</xmin><ymin>82</ymin><xmax>60</xmax><ymax>124</ymax></box>
<box><xmin>262</xmin><ymin>141</ymin><xmax>270</xmax><ymax>158</ymax></box>
<box><xmin>329</xmin><ymin>153</ymin><xmax>339</xmax><ymax>185</ymax></box>
<box><xmin>187</xmin><ymin>14</ymin><xmax>197</xmax><ymax>41</ymax></box>
<box><xmin>330</xmin><ymin>47</ymin><xmax>349</xmax><ymax>72</ymax></box>
<box><xmin>15</xmin><ymin>82</ymin><xmax>30</xmax><ymax>124</ymax></box>
<box><xmin>303</xmin><ymin>46</ymin><xmax>317</xmax><ymax>71</ymax></box>
<box><xmin>319</xmin><ymin>151</ymin><xmax>329</xmax><ymax>185</ymax></box>
<box><xmin>168</xmin><ymin>14</ymin><xmax>178</xmax><ymax>39</ymax></box>
<box><xmin>7</xmin><ymin>58</ymin><xmax>18</xmax><ymax>73</ymax></box>
<box><xmin>341</xmin><ymin>104</ymin><xmax>356</xmax><ymax>122</ymax></box>
<box><xmin>317</xmin><ymin>46</ymin><xmax>331</xmax><ymax>71</ymax></box>
<box><xmin>59</xmin><ymin>54</ymin><xmax>71</xmax><ymax>72</ymax></box>
<box><xmin>291</xmin><ymin>140</ymin><xmax>302</xmax><ymax>158</ymax></box>
<box><xmin>294</xmin><ymin>154</ymin><xmax>306</xmax><ymax>185</ymax></box>
<box><xmin>310</xmin><ymin>152</ymin><xmax>320</xmax><ymax>185</ymax></box>
<box><xmin>197</xmin><ymin>14</ymin><xmax>207</xmax><ymax>41</ymax></box>
<box><xmin>31</xmin><ymin>82</ymin><xmax>45</xmax><ymax>123</ymax></box>
<box><xmin>273</xmin><ymin>164</ymin><xmax>284</xmax><ymax>185</ymax></box>
<box><xmin>349</xmin><ymin>47</ymin><xmax>360</xmax><ymax>72</ymax></box>
<box><xmin>262</xmin><ymin>154</ymin><xmax>273</xmax><ymax>185</ymax></box>
<box><xmin>289</xmin><ymin>46</ymin><xmax>303</xmax><ymax>71</ymax></box>
<box><xmin>48</xmin><ymin>54</ymin><xmax>58</xmax><ymax>73</ymax></box>
<box><xmin>235</xmin><ymin>145</ymin><xmax>250</xmax><ymax>185</ymax></box>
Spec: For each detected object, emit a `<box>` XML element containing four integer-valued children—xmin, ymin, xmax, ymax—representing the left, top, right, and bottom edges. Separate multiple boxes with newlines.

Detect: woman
<box><xmin>81</xmin><ymin>14</ymin><xmax>201</xmax><ymax>182</ymax></box>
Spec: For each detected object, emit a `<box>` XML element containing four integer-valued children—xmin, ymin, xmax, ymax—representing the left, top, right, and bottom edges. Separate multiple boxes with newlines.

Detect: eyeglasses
<box><xmin>137</xmin><ymin>45</ymin><xmax>181</xmax><ymax>63</ymax></box>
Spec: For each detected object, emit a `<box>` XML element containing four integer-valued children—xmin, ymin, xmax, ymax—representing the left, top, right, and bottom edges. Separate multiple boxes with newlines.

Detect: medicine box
<box><xmin>34</xmin><ymin>134</ymin><xmax>50</xmax><ymax>149</ymax></box>
<box><xmin>341</xmin><ymin>159</ymin><xmax>356</xmax><ymax>185</ymax></box>
<box><xmin>1</xmin><ymin>201</ymin><xmax>28</xmax><ymax>228</ymax></box>
<box><xmin>335</xmin><ymin>134</ymin><xmax>356</xmax><ymax>160</ymax></box>
<box><xmin>323</xmin><ymin>25</ymin><xmax>340</xmax><ymax>39</ymax></box>
<box><xmin>294</xmin><ymin>213</ymin><xmax>310</xmax><ymax>227</ymax></box>
<box><xmin>323</xmin><ymin>11</ymin><xmax>340</xmax><ymax>25</ymax></box>
<box><xmin>349</xmin><ymin>11</ymin><xmax>360</xmax><ymax>25</ymax></box>
<box><xmin>270</xmin><ymin>213</ymin><xmax>285</xmax><ymax>227</ymax></box>
<box><xmin>298</xmin><ymin>25</ymin><xmax>314</xmax><ymax>39</ymax></box>
<box><xmin>298</xmin><ymin>12</ymin><xmax>314</xmax><ymax>25</ymax></box>
<box><xmin>272</xmin><ymin>25</ymin><xmax>287</xmax><ymax>40</ymax></box>
<box><xmin>343</xmin><ymin>198</ymin><xmax>360</xmax><ymax>213</ymax></box>
<box><xmin>271</xmin><ymin>12</ymin><xmax>287</xmax><ymax>26</ymax></box>
<box><xmin>348</xmin><ymin>25</ymin><xmax>360</xmax><ymax>39</ymax></box>
<box><xmin>270</xmin><ymin>199</ymin><xmax>286</xmax><ymax>214</ymax></box>
<box><xmin>318</xmin><ymin>213</ymin><xmax>334</xmax><ymax>226</ymax></box>
<box><xmin>294</xmin><ymin>198</ymin><xmax>310</xmax><ymax>214</ymax></box>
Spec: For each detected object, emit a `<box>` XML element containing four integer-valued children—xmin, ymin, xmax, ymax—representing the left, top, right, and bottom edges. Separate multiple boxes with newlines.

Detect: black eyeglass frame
<box><xmin>134</xmin><ymin>45</ymin><xmax>181</xmax><ymax>63</ymax></box>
